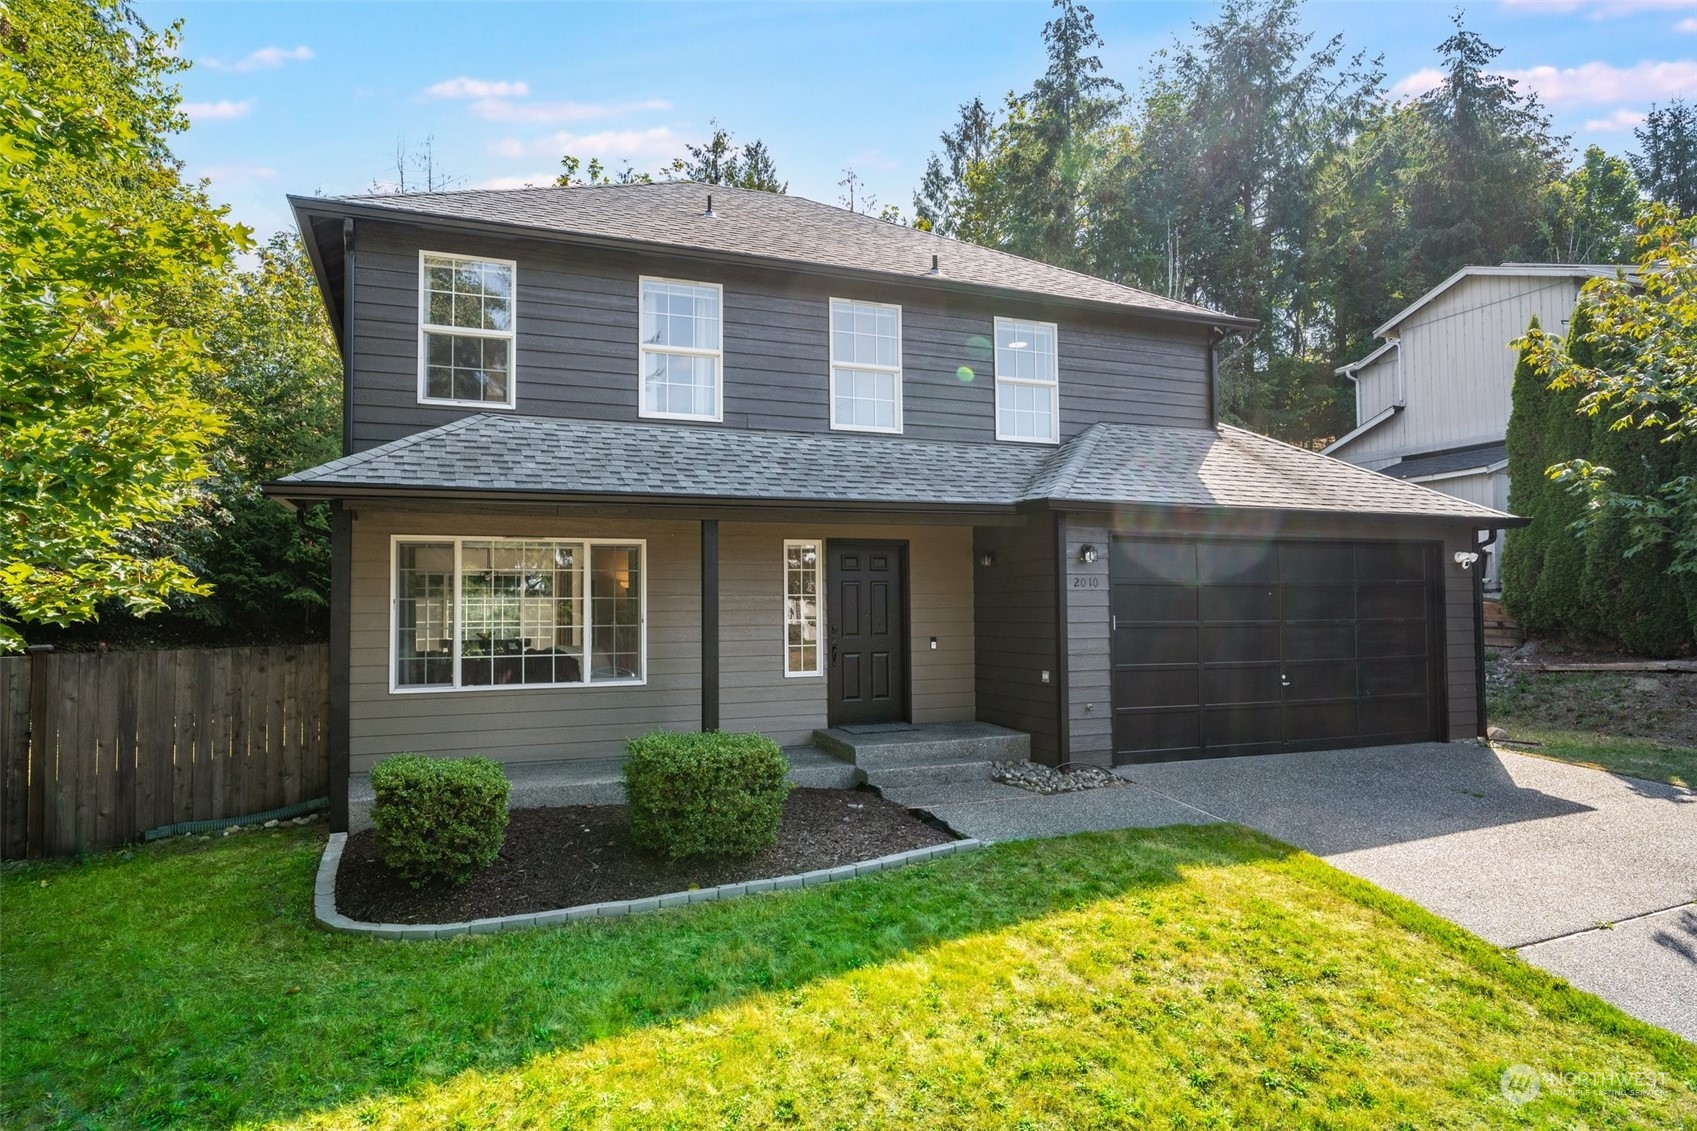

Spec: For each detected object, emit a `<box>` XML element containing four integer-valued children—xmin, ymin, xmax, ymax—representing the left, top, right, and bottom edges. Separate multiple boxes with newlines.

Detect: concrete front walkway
<box><xmin>912</xmin><ymin>742</ymin><xmax>1697</xmax><ymax>1041</ymax></box>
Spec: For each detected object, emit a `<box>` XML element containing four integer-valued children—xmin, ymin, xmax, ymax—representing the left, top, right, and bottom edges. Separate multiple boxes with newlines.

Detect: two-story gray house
<box><xmin>267</xmin><ymin>182</ymin><xmax>1520</xmax><ymax>832</ymax></box>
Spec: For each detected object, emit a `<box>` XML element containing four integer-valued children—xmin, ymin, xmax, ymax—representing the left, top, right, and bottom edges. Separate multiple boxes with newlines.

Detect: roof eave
<box><xmin>286</xmin><ymin>194</ymin><xmax>1258</xmax><ymax>331</ymax></box>
<box><xmin>1041</xmin><ymin>497</ymin><xmax>1526</xmax><ymax>528</ymax></box>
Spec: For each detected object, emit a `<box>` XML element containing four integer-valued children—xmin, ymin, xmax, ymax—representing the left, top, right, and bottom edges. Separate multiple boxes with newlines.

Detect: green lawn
<box><xmin>3</xmin><ymin>827</ymin><xmax>1693</xmax><ymax>1130</ymax></box>
<box><xmin>1488</xmin><ymin>665</ymin><xmax>1697</xmax><ymax>787</ymax></box>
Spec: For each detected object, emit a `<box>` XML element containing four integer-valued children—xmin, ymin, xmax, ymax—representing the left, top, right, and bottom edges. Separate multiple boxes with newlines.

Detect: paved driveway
<box><xmin>918</xmin><ymin>743</ymin><xmax>1697</xmax><ymax>1040</ymax></box>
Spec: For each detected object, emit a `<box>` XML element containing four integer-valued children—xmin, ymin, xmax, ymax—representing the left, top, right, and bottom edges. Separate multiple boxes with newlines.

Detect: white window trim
<box><xmin>828</xmin><ymin>297</ymin><xmax>904</xmax><ymax>435</ymax></box>
<box><xmin>782</xmin><ymin>537</ymin><xmax>826</xmax><ymax>678</ymax></box>
<box><xmin>994</xmin><ymin>316</ymin><xmax>1060</xmax><ymax>445</ymax></box>
<box><xmin>637</xmin><ymin>275</ymin><xmax>725</xmax><ymax>423</ymax></box>
<box><xmin>388</xmin><ymin>535</ymin><xmax>648</xmax><ymax>695</ymax></box>
<box><xmin>417</xmin><ymin>250</ymin><xmax>519</xmax><ymax>411</ymax></box>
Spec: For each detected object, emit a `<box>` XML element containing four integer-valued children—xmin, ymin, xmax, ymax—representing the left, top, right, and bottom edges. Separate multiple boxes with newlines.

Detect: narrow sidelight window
<box><xmin>829</xmin><ymin>298</ymin><xmax>902</xmax><ymax>433</ymax></box>
<box><xmin>994</xmin><ymin>316</ymin><xmax>1059</xmax><ymax>443</ymax></box>
<box><xmin>639</xmin><ymin>278</ymin><xmax>723</xmax><ymax>421</ymax></box>
<box><xmin>784</xmin><ymin>540</ymin><xmax>822</xmax><ymax>676</ymax></box>
<box><xmin>391</xmin><ymin>537</ymin><xmax>645</xmax><ymax>692</ymax></box>
<box><xmin>419</xmin><ymin>252</ymin><xmax>517</xmax><ymax>408</ymax></box>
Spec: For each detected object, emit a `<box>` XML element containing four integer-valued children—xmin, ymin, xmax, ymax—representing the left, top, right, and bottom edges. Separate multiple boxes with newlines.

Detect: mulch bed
<box><xmin>335</xmin><ymin>788</ymin><xmax>956</xmax><ymax>925</ymax></box>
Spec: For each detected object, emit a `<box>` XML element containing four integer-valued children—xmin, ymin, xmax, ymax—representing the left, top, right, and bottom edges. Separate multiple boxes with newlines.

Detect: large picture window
<box><xmin>995</xmin><ymin>317</ymin><xmax>1059</xmax><ymax>443</ymax></box>
<box><xmin>419</xmin><ymin>252</ymin><xmax>517</xmax><ymax>408</ymax></box>
<box><xmin>829</xmin><ymin>298</ymin><xmax>902</xmax><ymax>433</ymax></box>
<box><xmin>391</xmin><ymin>537</ymin><xmax>644</xmax><ymax>692</ymax></box>
<box><xmin>784</xmin><ymin>539</ymin><xmax>822</xmax><ymax>676</ymax></box>
<box><xmin>640</xmin><ymin>277</ymin><xmax>723</xmax><ymax>421</ymax></box>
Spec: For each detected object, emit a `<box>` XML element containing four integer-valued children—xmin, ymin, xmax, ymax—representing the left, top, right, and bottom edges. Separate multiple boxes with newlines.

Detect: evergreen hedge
<box><xmin>624</xmin><ymin>732</ymin><xmax>791</xmax><ymax>859</ymax></box>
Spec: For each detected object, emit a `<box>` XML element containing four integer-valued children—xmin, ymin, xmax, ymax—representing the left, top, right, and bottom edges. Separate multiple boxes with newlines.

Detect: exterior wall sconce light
<box><xmin>1079</xmin><ymin>544</ymin><xmax>1099</xmax><ymax>564</ymax></box>
<box><xmin>979</xmin><ymin>551</ymin><xmax>997</xmax><ymax>568</ymax></box>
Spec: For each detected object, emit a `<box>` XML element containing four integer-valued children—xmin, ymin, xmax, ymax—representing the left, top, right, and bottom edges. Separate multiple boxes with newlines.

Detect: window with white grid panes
<box><xmin>419</xmin><ymin>253</ymin><xmax>516</xmax><ymax>407</ymax></box>
<box><xmin>639</xmin><ymin>278</ymin><xmax>723</xmax><ymax>421</ymax></box>
<box><xmin>829</xmin><ymin>298</ymin><xmax>902</xmax><ymax>433</ymax></box>
<box><xmin>784</xmin><ymin>540</ymin><xmax>822</xmax><ymax>676</ymax></box>
<box><xmin>994</xmin><ymin>317</ymin><xmax>1059</xmax><ymax>443</ymax></box>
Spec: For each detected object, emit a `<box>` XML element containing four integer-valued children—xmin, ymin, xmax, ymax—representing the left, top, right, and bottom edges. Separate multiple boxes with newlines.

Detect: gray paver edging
<box><xmin>313</xmin><ymin>831</ymin><xmax>983</xmax><ymax>940</ymax></box>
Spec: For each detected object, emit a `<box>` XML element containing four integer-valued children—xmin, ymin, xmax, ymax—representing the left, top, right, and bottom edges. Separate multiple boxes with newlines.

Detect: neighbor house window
<box><xmin>784</xmin><ymin>539</ymin><xmax>822</xmax><ymax>676</ymax></box>
<box><xmin>419</xmin><ymin>252</ymin><xmax>517</xmax><ymax>408</ymax></box>
<box><xmin>640</xmin><ymin>278</ymin><xmax>723</xmax><ymax>421</ymax></box>
<box><xmin>829</xmin><ymin>298</ymin><xmax>902</xmax><ymax>433</ymax></box>
<box><xmin>995</xmin><ymin>317</ymin><xmax>1059</xmax><ymax>443</ymax></box>
<box><xmin>391</xmin><ymin>537</ymin><xmax>644</xmax><ymax>692</ymax></box>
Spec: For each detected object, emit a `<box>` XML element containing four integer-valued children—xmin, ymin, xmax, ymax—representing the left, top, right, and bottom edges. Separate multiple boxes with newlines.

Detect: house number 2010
<box><xmin>1071</xmin><ymin>576</ymin><xmax>1101</xmax><ymax>589</ymax></box>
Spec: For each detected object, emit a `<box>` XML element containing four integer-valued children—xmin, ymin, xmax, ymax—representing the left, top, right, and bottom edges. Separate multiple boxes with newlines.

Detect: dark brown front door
<box><xmin>1110</xmin><ymin>538</ymin><xmax>1443</xmax><ymax>763</ymax></box>
<box><xmin>827</xmin><ymin>541</ymin><xmax>906</xmax><ymax>726</ymax></box>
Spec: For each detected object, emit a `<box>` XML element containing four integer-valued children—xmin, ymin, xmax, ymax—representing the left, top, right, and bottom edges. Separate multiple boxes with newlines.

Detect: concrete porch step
<box><xmin>812</xmin><ymin>722</ymin><xmax>1030</xmax><ymax>769</ymax></box>
<box><xmin>862</xmin><ymin>760</ymin><xmax>996</xmax><ymax>791</ymax></box>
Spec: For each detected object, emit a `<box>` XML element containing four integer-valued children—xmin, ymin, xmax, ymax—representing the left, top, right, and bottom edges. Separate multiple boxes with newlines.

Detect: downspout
<box><xmin>341</xmin><ymin>217</ymin><xmax>356</xmax><ymax>457</ymax></box>
<box><xmin>1473</xmin><ymin>530</ymin><xmax>1493</xmax><ymax>740</ymax></box>
<box><xmin>1206</xmin><ymin>327</ymin><xmax>1225</xmax><ymax>429</ymax></box>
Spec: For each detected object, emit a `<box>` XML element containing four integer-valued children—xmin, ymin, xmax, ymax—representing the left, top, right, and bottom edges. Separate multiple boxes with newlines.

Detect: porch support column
<box><xmin>328</xmin><ymin>501</ymin><xmax>353</xmax><ymax>832</ymax></box>
<box><xmin>701</xmin><ymin>519</ymin><xmax>720</xmax><ymax>732</ymax></box>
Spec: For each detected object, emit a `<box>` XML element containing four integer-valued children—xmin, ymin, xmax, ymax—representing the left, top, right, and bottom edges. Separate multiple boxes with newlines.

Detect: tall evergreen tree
<box><xmin>1502</xmin><ymin>320</ymin><xmax>1551</xmax><ymax>627</ymax></box>
<box><xmin>1526</xmin><ymin>305</ymin><xmax>1600</xmax><ymax>641</ymax></box>
<box><xmin>1631</xmin><ymin>100</ymin><xmax>1697</xmax><ymax>215</ymax></box>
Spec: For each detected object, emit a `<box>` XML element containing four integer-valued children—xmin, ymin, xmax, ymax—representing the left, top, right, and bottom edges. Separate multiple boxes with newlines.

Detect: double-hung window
<box><xmin>392</xmin><ymin>537</ymin><xmax>644</xmax><ymax>692</ymax></box>
<box><xmin>829</xmin><ymin>298</ymin><xmax>902</xmax><ymax>433</ymax></box>
<box><xmin>995</xmin><ymin>317</ymin><xmax>1059</xmax><ymax>443</ymax></box>
<box><xmin>640</xmin><ymin>278</ymin><xmax>723</xmax><ymax>421</ymax></box>
<box><xmin>783</xmin><ymin>539</ymin><xmax>822</xmax><ymax>676</ymax></box>
<box><xmin>419</xmin><ymin>253</ymin><xmax>517</xmax><ymax>408</ymax></box>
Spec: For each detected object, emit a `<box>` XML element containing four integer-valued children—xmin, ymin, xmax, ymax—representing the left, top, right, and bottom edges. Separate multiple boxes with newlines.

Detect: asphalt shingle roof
<box><xmin>299</xmin><ymin>181</ymin><xmax>1250</xmax><ymax>327</ymax></box>
<box><xmin>270</xmin><ymin>414</ymin><xmax>1517</xmax><ymax>523</ymax></box>
<box><xmin>1383</xmin><ymin>442</ymin><xmax>1509</xmax><ymax>481</ymax></box>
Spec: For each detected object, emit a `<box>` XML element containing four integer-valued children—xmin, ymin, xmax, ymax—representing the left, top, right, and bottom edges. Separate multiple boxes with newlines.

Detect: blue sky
<box><xmin>142</xmin><ymin>1</ymin><xmax>1697</xmax><ymax>241</ymax></box>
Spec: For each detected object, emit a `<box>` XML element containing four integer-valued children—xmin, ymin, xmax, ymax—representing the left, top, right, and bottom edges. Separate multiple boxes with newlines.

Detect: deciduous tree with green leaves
<box><xmin>0</xmin><ymin>0</ymin><xmax>247</xmax><ymax>651</ymax></box>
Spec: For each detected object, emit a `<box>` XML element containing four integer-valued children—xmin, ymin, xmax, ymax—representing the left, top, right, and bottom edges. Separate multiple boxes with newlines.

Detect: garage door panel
<box><xmin>1113</xmin><ymin>583</ymin><xmax>1196</xmax><ymax>622</ymax></box>
<box><xmin>1202</xmin><ymin>623</ymin><xmax>1279</xmax><ymax>663</ymax></box>
<box><xmin>1115</xmin><ymin>625</ymin><xmax>1198</xmax><ymax>665</ymax></box>
<box><xmin>1197</xmin><ymin>542</ymin><xmax>1277</xmax><ymax>583</ymax></box>
<box><xmin>1359</xmin><ymin>583</ymin><xmax>1427</xmax><ymax>620</ymax></box>
<box><xmin>1283</xmin><ymin>585</ymin><xmax>1354</xmax><ymax>622</ymax></box>
<box><xmin>1283</xmin><ymin>660</ymin><xmax>1357</xmax><ymax>702</ymax></box>
<box><xmin>1202</xmin><ymin>664</ymin><xmax>1282</xmax><ymax>705</ymax></box>
<box><xmin>1114</xmin><ymin>667</ymin><xmax>1199</xmax><ymax>708</ymax></box>
<box><xmin>1283</xmin><ymin>623</ymin><xmax>1356</xmax><ymax>661</ymax></box>
<box><xmin>1199</xmin><ymin>585</ymin><xmax>1278</xmax><ymax>622</ymax></box>
<box><xmin>1112</xmin><ymin>541</ymin><xmax>1196</xmax><ymax>582</ymax></box>
<box><xmin>1112</xmin><ymin>537</ymin><xmax>1442</xmax><ymax>764</ymax></box>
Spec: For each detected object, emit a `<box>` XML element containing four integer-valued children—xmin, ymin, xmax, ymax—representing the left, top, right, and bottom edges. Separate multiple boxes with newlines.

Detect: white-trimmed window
<box><xmin>640</xmin><ymin>277</ymin><xmax>723</xmax><ymax>421</ymax></box>
<box><xmin>829</xmin><ymin>298</ymin><xmax>902</xmax><ymax>433</ymax></box>
<box><xmin>784</xmin><ymin>539</ymin><xmax>823</xmax><ymax>676</ymax></box>
<box><xmin>419</xmin><ymin>252</ymin><xmax>517</xmax><ymax>408</ymax></box>
<box><xmin>995</xmin><ymin>317</ymin><xmax>1059</xmax><ymax>443</ymax></box>
<box><xmin>391</xmin><ymin>537</ymin><xmax>644</xmax><ymax>692</ymax></box>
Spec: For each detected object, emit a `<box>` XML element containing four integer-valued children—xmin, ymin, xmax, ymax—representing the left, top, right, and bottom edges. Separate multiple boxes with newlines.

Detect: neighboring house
<box><xmin>1324</xmin><ymin>264</ymin><xmax>1621</xmax><ymax>591</ymax></box>
<box><xmin>268</xmin><ymin>182</ymin><xmax>1519</xmax><ymax>832</ymax></box>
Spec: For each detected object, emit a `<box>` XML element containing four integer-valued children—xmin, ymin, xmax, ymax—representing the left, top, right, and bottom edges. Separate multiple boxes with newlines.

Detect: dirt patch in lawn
<box><xmin>336</xmin><ymin>788</ymin><xmax>955</xmax><ymax>924</ymax></box>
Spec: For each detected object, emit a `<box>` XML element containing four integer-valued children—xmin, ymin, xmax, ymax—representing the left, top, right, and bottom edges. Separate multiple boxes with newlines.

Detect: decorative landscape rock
<box><xmin>991</xmin><ymin>761</ymin><xmax>1124</xmax><ymax>795</ymax></box>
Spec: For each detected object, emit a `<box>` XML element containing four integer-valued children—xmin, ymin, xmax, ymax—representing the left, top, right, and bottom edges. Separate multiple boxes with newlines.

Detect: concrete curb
<box><xmin>313</xmin><ymin>832</ymin><xmax>982</xmax><ymax>940</ymax></box>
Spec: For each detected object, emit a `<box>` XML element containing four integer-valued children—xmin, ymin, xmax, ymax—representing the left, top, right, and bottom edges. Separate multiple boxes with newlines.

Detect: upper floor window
<box><xmin>995</xmin><ymin>317</ymin><xmax>1059</xmax><ymax>443</ymax></box>
<box><xmin>419</xmin><ymin>252</ymin><xmax>516</xmax><ymax>409</ymax></box>
<box><xmin>829</xmin><ymin>298</ymin><xmax>902</xmax><ymax>433</ymax></box>
<box><xmin>640</xmin><ymin>278</ymin><xmax>723</xmax><ymax>422</ymax></box>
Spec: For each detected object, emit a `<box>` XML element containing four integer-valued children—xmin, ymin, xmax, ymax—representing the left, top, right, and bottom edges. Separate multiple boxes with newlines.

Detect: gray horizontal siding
<box><xmin>347</xmin><ymin>219</ymin><xmax>1215</xmax><ymax>452</ymax></box>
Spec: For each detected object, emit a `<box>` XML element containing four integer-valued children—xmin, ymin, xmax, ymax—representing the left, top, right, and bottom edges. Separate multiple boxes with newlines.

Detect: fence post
<box><xmin>26</xmin><ymin>645</ymin><xmax>52</xmax><ymax>858</ymax></box>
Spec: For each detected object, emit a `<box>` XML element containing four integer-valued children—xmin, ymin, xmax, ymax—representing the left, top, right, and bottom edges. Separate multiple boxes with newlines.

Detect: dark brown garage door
<box><xmin>1111</xmin><ymin>538</ymin><xmax>1443</xmax><ymax>763</ymax></box>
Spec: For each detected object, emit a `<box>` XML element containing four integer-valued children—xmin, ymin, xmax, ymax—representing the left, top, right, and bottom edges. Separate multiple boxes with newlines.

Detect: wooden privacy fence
<box><xmin>0</xmin><ymin>645</ymin><xmax>329</xmax><ymax>859</ymax></box>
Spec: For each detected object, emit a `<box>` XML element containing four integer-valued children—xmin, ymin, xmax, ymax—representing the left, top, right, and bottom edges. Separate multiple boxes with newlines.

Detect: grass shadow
<box><xmin>2</xmin><ymin>821</ymin><xmax>1295</xmax><ymax>1129</ymax></box>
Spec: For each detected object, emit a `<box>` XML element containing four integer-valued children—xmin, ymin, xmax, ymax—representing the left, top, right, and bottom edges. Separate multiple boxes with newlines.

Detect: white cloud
<box><xmin>1503</xmin><ymin>0</ymin><xmax>1697</xmax><ymax>17</ymax></box>
<box><xmin>489</xmin><ymin>126</ymin><xmax>684</xmax><ymax>160</ymax></box>
<box><xmin>1679</xmin><ymin>15</ymin><xmax>1697</xmax><ymax>28</ymax></box>
<box><xmin>184</xmin><ymin>99</ymin><xmax>252</xmax><ymax>122</ymax></box>
<box><xmin>202</xmin><ymin>45</ymin><xmax>314</xmax><ymax>73</ymax></box>
<box><xmin>200</xmin><ymin>161</ymin><xmax>279</xmax><ymax>183</ymax></box>
<box><xmin>1584</xmin><ymin>107</ymin><xmax>1649</xmax><ymax>130</ymax></box>
<box><xmin>425</xmin><ymin>77</ymin><xmax>530</xmax><ymax>100</ymax></box>
<box><xmin>467</xmin><ymin>97</ymin><xmax>673</xmax><ymax>124</ymax></box>
<box><xmin>1500</xmin><ymin>59</ymin><xmax>1697</xmax><ymax>104</ymax></box>
<box><xmin>476</xmin><ymin>172</ymin><xmax>560</xmax><ymax>190</ymax></box>
<box><xmin>1388</xmin><ymin>67</ymin><xmax>1444</xmax><ymax>100</ymax></box>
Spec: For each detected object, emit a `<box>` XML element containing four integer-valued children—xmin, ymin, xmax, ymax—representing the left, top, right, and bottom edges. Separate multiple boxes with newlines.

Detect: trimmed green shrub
<box><xmin>370</xmin><ymin>754</ymin><xmax>510</xmax><ymax>888</ymax></box>
<box><xmin>624</xmin><ymin>732</ymin><xmax>791</xmax><ymax>859</ymax></box>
